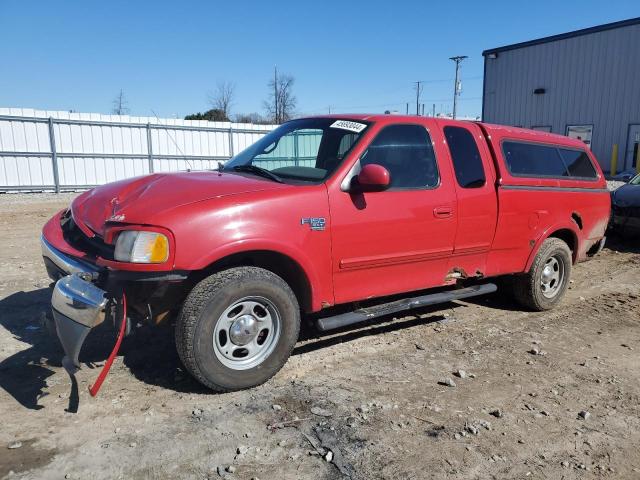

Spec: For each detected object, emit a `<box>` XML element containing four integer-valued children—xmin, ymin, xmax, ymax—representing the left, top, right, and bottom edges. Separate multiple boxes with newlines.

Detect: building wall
<box><xmin>482</xmin><ymin>22</ymin><xmax>640</xmax><ymax>172</ymax></box>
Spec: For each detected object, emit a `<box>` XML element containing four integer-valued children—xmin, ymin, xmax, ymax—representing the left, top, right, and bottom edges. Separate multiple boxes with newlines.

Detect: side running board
<box><xmin>316</xmin><ymin>283</ymin><xmax>497</xmax><ymax>332</ymax></box>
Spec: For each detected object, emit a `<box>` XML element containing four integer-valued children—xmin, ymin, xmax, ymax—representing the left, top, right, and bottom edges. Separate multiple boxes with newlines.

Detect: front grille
<box><xmin>61</xmin><ymin>210</ymin><xmax>115</xmax><ymax>260</ymax></box>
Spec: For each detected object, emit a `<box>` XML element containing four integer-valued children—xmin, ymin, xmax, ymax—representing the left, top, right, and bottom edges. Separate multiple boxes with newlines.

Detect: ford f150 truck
<box><xmin>41</xmin><ymin>115</ymin><xmax>610</xmax><ymax>392</ymax></box>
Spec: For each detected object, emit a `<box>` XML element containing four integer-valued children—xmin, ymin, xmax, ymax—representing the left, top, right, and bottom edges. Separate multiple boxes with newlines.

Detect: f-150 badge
<box><xmin>301</xmin><ymin>217</ymin><xmax>326</xmax><ymax>231</ymax></box>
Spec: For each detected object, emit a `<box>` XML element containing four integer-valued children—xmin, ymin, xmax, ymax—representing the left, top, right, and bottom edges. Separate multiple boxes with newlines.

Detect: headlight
<box><xmin>114</xmin><ymin>231</ymin><xmax>169</xmax><ymax>263</ymax></box>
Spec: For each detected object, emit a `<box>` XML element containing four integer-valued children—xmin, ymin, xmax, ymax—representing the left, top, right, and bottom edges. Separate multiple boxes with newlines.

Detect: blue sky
<box><xmin>1</xmin><ymin>1</ymin><xmax>638</xmax><ymax>120</ymax></box>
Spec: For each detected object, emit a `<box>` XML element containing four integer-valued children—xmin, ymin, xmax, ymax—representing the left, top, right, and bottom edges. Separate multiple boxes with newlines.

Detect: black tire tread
<box><xmin>513</xmin><ymin>237</ymin><xmax>572</xmax><ymax>311</ymax></box>
<box><xmin>175</xmin><ymin>266</ymin><xmax>299</xmax><ymax>392</ymax></box>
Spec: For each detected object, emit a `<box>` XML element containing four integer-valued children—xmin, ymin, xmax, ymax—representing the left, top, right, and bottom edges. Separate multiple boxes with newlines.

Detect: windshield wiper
<box><xmin>231</xmin><ymin>165</ymin><xmax>284</xmax><ymax>183</ymax></box>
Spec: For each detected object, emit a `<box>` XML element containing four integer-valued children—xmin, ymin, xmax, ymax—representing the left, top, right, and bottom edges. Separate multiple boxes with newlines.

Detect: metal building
<box><xmin>482</xmin><ymin>17</ymin><xmax>640</xmax><ymax>175</ymax></box>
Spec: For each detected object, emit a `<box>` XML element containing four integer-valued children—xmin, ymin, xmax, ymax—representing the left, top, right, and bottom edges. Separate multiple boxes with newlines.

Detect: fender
<box><xmin>191</xmin><ymin>237</ymin><xmax>332</xmax><ymax>312</ymax></box>
<box><xmin>524</xmin><ymin>221</ymin><xmax>580</xmax><ymax>272</ymax></box>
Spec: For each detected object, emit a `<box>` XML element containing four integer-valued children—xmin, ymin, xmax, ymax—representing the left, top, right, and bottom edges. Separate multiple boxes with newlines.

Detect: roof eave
<box><xmin>482</xmin><ymin>16</ymin><xmax>640</xmax><ymax>56</ymax></box>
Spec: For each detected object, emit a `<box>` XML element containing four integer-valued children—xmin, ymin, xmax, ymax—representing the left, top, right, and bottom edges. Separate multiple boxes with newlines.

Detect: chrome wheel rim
<box><xmin>540</xmin><ymin>256</ymin><xmax>564</xmax><ymax>298</ymax></box>
<box><xmin>213</xmin><ymin>296</ymin><xmax>281</xmax><ymax>370</ymax></box>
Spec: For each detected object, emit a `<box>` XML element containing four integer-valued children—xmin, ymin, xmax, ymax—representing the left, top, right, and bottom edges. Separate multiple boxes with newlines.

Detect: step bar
<box><xmin>315</xmin><ymin>283</ymin><xmax>497</xmax><ymax>332</ymax></box>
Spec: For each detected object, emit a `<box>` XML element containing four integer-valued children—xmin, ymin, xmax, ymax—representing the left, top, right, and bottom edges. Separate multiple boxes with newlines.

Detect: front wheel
<box><xmin>175</xmin><ymin>267</ymin><xmax>300</xmax><ymax>392</ymax></box>
<box><xmin>512</xmin><ymin>237</ymin><xmax>572</xmax><ymax>311</ymax></box>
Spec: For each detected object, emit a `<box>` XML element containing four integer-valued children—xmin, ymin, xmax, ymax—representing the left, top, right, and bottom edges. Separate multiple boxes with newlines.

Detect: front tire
<box><xmin>513</xmin><ymin>238</ymin><xmax>572</xmax><ymax>311</ymax></box>
<box><xmin>175</xmin><ymin>267</ymin><xmax>300</xmax><ymax>392</ymax></box>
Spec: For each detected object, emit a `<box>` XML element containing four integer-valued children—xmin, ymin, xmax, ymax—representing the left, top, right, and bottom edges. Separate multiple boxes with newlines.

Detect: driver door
<box><xmin>328</xmin><ymin>122</ymin><xmax>458</xmax><ymax>304</ymax></box>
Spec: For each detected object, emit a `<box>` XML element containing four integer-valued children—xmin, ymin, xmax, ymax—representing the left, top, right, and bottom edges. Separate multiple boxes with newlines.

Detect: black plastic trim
<box><xmin>107</xmin><ymin>270</ymin><xmax>190</xmax><ymax>282</ymax></box>
<box><xmin>500</xmin><ymin>185</ymin><xmax>609</xmax><ymax>193</ymax></box>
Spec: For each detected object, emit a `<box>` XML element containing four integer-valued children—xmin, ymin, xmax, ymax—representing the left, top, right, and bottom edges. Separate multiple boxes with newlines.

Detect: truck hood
<box><xmin>71</xmin><ymin>171</ymin><xmax>287</xmax><ymax>235</ymax></box>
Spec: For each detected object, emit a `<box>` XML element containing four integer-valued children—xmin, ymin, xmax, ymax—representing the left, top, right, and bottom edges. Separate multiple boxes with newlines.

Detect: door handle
<box><xmin>433</xmin><ymin>206</ymin><xmax>454</xmax><ymax>218</ymax></box>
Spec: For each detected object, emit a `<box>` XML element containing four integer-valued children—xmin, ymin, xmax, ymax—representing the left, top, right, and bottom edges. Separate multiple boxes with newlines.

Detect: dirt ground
<box><xmin>1</xmin><ymin>193</ymin><xmax>639</xmax><ymax>480</ymax></box>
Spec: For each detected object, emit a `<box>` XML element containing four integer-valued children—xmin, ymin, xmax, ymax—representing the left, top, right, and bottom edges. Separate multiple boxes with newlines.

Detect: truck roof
<box><xmin>305</xmin><ymin>114</ymin><xmax>588</xmax><ymax>150</ymax></box>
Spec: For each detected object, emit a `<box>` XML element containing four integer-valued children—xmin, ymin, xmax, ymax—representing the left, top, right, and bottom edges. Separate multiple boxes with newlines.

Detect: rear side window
<box><xmin>558</xmin><ymin>148</ymin><xmax>598</xmax><ymax>178</ymax></box>
<box><xmin>444</xmin><ymin>126</ymin><xmax>486</xmax><ymax>188</ymax></box>
<box><xmin>502</xmin><ymin>141</ymin><xmax>597</xmax><ymax>179</ymax></box>
<box><xmin>361</xmin><ymin>124</ymin><xmax>439</xmax><ymax>189</ymax></box>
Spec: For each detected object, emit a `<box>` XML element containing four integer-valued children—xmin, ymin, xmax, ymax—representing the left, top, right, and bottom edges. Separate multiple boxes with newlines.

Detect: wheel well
<box><xmin>202</xmin><ymin>250</ymin><xmax>312</xmax><ymax>312</ymax></box>
<box><xmin>548</xmin><ymin>229</ymin><xmax>577</xmax><ymax>262</ymax></box>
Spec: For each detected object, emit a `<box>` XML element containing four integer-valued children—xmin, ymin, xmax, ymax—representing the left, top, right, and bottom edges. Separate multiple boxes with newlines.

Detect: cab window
<box><xmin>360</xmin><ymin>124</ymin><xmax>439</xmax><ymax>189</ymax></box>
<box><xmin>444</xmin><ymin>126</ymin><xmax>486</xmax><ymax>188</ymax></box>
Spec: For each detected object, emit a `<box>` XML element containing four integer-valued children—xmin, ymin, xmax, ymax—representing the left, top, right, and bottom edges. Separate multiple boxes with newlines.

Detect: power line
<box><xmin>415</xmin><ymin>75</ymin><xmax>482</xmax><ymax>83</ymax></box>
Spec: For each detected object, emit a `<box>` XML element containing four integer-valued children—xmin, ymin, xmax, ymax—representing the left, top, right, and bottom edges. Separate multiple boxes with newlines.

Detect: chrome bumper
<box><xmin>51</xmin><ymin>273</ymin><xmax>109</xmax><ymax>371</ymax></box>
<box><xmin>52</xmin><ymin>273</ymin><xmax>108</xmax><ymax>328</ymax></box>
<box><xmin>41</xmin><ymin>235</ymin><xmax>109</xmax><ymax>371</ymax></box>
<box><xmin>41</xmin><ymin>234</ymin><xmax>100</xmax><ymax>280</ymax></box>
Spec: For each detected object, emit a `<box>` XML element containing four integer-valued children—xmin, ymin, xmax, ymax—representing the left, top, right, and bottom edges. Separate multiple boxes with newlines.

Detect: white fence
<box><xmin>0</xmin><ymin>108</ymin><xmax>277</xmax><ymax>192</ymax></box>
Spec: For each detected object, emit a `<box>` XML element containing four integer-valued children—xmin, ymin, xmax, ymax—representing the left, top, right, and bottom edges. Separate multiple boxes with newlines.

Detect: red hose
<box><xmin>89</xmin><ymin>293</ymin><xmax>127</xmax><ymax>397</ymax></box>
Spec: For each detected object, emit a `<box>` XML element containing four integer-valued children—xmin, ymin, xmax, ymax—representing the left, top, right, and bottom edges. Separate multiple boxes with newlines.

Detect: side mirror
<box><xmin>352</xmin><ymin>164</ymin><xmax>390</xmax><ymax>192</ymax></box>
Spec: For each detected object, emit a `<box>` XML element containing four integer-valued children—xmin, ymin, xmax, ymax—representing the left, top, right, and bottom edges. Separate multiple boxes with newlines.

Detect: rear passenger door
<box><xmin>438</xmin><ymin>120</ymin><xmax>498</xmax><ymax>276</ymax></box>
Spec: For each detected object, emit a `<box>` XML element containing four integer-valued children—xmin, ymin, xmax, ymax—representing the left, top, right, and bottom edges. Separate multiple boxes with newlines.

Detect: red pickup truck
<box><xmin>41</xmin><ymin>115</ymin><xmax>610</xmax><ymax>392</ymax></box>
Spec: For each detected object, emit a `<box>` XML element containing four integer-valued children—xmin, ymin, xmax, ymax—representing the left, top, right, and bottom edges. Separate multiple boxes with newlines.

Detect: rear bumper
<box><xmin>41</xmin><ymin>235</ymin><xmax>109</xmax><ymax>371</ymax></box>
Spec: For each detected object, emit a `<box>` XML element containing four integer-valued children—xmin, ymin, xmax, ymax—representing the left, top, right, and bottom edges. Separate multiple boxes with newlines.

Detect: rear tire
<box><xmin>175</xmin><ymin>267</ymin><xmax>300</xmax><ymax>392</ymax></box>
<box><xmin>513</xmin><ymin>238</ymin><xmax>572</xmax><ymax>311</ymax></box>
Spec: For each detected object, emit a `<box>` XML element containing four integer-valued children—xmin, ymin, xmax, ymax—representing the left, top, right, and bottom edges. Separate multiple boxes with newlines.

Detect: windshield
<box><xmin>630</xmin><ymin>174</ymin><xmax>640</xmax><ymax>185</ymax></box>
<box><xmin>224</xmin><ymin>118</ymin><xmax>369</xmax><ymax>183</ymax></box>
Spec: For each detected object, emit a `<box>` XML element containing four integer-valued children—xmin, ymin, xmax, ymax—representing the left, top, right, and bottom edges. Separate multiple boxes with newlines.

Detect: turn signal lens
<box><xmin>114</xmin><ymin>231</ymin><xmax>169</xmax><ymax>263</ymax></box>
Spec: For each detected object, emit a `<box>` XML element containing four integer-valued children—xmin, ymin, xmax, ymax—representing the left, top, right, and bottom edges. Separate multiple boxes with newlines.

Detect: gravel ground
<box><xmin>606</xmin><ymin>180</ymin><xmax>625</xmax><ymax>191</ymax></box>
<box><xmin>1</xmin><ymin>194</ymin><xmax>639</xmax><ymax>480</ymax></box>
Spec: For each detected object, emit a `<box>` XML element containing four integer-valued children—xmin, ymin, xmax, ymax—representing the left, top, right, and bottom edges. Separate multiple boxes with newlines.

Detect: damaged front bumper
<box><xmin>42</xmin><ymin>235</ymin><xmax>109</xmax><ymax>372</ymax></box>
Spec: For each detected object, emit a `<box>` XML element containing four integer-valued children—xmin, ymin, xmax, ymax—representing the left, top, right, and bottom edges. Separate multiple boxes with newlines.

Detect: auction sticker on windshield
<box><xmin>330</xmin><ymin>120</ymin><xmax>367</xmax><ymax>133</ymax></box>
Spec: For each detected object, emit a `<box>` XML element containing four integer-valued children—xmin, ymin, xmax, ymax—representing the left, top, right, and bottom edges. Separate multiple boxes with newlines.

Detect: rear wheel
<box><xmin>513</xmin><ymin>237</ymin><xmax>572</xmax><ymax>311</ymax></box>
<box><xmin>175</xmin><ymin>267</ymin><xmax>300</xmax><ymax>392</ymax></box>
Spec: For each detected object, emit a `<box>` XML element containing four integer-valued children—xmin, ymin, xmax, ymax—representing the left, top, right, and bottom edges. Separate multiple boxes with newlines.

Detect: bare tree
<box><xmin>111</xmin><ymin>89</ymin><xmax>130</xmax><ymax>115</ymax></box>
<box><xmin>208</xmin><ymin>81</ymin><xmax>235</xmax><ymax>119</ymax></box>
<box><xmin>264</xmin><ymin>68</ymin><xmax>297</xmax><ymax>123</ymax></box>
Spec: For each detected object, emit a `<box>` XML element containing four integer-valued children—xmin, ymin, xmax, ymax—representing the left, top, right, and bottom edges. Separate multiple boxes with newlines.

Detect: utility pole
<box><xmin>449</xmin><ymin>55</ymin><xmax>467</xmax><ymax>119</ymax></box>
<box><xmin>414</xmin><ymin>81</ymin><xmax>423</xmax><ymax>115</ymax></box>
<box><xmin>432</xmin><ymin>103</ymin><xmax>436</xmax><ymax>117</ymax></box>
<box><xmin>274</xmin><ymin>66</ymin><xmax>278</xmax><ymax>123</ymax></box>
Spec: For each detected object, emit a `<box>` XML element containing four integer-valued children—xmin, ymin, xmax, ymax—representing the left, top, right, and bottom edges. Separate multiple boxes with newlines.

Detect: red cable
<box><xmin>89</xmin><ymin>293</ymin><xmax>127</xmax><ymax>397</ymax></box>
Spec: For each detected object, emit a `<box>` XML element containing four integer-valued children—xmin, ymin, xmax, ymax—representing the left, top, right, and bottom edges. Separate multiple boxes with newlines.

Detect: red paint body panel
<box><xmin>435</xmin><ymin>119</ymin><xmax>499</xmax><ymax>278</ymax></box>
<box><xmin>327</xmin><ymin>117</ymin><xmax>458</xmax><ymax>303</ymax></box>
<box><xmin>42</xmin><ymin>115</ymin><xmax>611</xmax><ymax>314</ymax></box>
<box><xmin>43</xmin><ymin>210</ymin><xmax>97</xmax><ymax>262</ymax></box>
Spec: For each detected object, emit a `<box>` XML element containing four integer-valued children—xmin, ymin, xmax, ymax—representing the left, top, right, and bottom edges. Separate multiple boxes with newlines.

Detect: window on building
<box><xmin>444</xmin><ymin>126</ymin><xmax>486</xmax><ymax>188</ymax></box>
<box><xmin>566</xmin><ymin>125</ymin><xmax>593</xmax><ymax>148</ymax></box>
<box><xmin>360</xmin><ymin>124</ymin><xmax>439</xmax><ymax>189</ymax></box>
<box><xmin>502</xmin><ymin>141</ymin><xmax>597</xmax><ymax>179</ymax></box>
